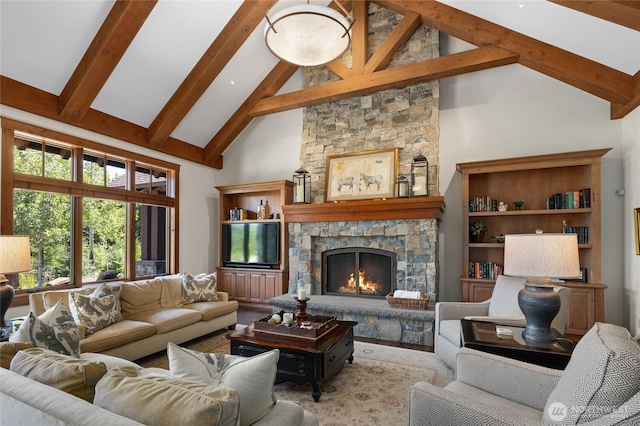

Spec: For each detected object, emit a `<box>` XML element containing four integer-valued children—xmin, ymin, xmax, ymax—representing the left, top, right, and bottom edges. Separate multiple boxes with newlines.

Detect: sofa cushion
<box><xmin>182</xmin><ymin>300</ymin><xmax>239</xmax><ymax>321</ymax></box>
<box><xmin>0</xmin><ymin>341</ymin><xmax>32</xmax><ymax>369</ymax></box>
<box><xmin>69</xmin><ymin>284</ymin><xmax>123</xmax><ymax>334</ymax></box>
<box><xmin>125</xmin><ymin>307</ymin><xmax>201</xmax><ymax>335</ymax></box>
<box><xmin>182</xmin><ymin>273</ymin><xmax>218</xmax><ymax>304</ymax></box>
<box><xmin>543</xmin><ymin>322</ymin><xmax>640</xmax><ymax>424</ymax></box>
<box><xmin>487</xmin><ymin>275</ymin><xmax>525</xmax><ymax>317</ymax></box>
<box><xmin>119</xmin><ymin>279</ymin><xmax>162</xmax><ymax>317</ymax></box>
<box><xmin>10</xmin><ymin>300</ymin><xmax>81</xmax><ymax>357</ymax></box>
<box><xmin>155</xmin><ymin>274</ymin><xmax>185</xmax><ymax>307</ymax></box>
<box><xmin>10</xmin><ymin>347</ymin><xmax>107</xmax><ymax>402</ymax></box>
<box><xmin>167</xmin><ymin>342</ymin><xmax>278</xmax><ymax>426</ymax></box>
<box><xmin>94</xmin><ymin>366</ymin><xmax>239</xmax><ymax>426</ymax></box>
<box><xmin>80</xmin><ymin>319</ymin><xmax>156</xmax><ymax>353</ymax></box>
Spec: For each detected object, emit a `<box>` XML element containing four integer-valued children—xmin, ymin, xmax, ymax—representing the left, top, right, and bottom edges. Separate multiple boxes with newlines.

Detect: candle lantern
<box><xmin>396</xmin><ymin>174</ymin><xmax>410</xmax><ymax>198</ymax></box>
<box><xmin>411</xmin><ymin>153</ymin><xmax>428</xmax><ymax>197</ymax></box>
<box><xmin>293</xmin><ymin>167</ymin><xmax>311</xmax><ymax>204</ymax></box>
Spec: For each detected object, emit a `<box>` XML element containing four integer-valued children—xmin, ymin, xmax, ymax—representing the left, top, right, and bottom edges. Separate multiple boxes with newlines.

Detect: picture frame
<box><xmin>325</xmin><ymin>148</ymin><xmax>399</xmax><ymax>202</ymax></box>
<box><xmin>635</xmin><ymin>207</ymin><xmax>640</xmax><ymax>255</ymax></box>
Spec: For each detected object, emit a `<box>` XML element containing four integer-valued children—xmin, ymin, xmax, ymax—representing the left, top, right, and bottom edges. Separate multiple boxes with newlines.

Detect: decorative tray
<box><xmin>253</xmin><ymin>312</ymin><xmax>338</xmax><ymax>340</ymax></box>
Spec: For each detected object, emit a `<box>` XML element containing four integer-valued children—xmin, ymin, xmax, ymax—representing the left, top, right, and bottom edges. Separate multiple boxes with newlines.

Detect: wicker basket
<box><xmin>386</xmin><ymin>293</ymin><xmax>430</xmax><ymax>310</ymax></box>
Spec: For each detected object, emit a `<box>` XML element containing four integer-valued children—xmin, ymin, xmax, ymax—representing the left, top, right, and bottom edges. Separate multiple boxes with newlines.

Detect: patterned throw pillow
<box><xmin>167</xmin><ymin>343</ymin><xmax>278</xmax><ymax>426</ymax></box>
<box><xmin>182</xmin><ymin>273</ymin><xmax>218</xmax><ymax>304</ymax></box>
<box><xmin>69</xmin><ymin>284</ymin><xmax>123</xmax><ymax>335</ymax></box>
<box><xmin>10</xmin><ymin>300</ymin><xmax>80</xmax><ymax>357</ymax></box>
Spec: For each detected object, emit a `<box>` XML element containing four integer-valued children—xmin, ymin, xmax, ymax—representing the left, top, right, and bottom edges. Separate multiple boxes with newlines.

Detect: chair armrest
<box><xmin>408</xmin><ymin>381</ymin><xmax>545</xmax><ymax>426</ymax></box>
<box><xmin>456</xmin><ymin>347</ymin><xmax>562</xmax><ymax>411</ymax></box>
<box><xmin>216</xmin><ymin>291</ymin><xmax>229</xmax><ymax>302</ymax></box>
<box><xmin>436</xmin><ymin>300</ymin><xmax>490</xmax><ymax>323</ymax></box>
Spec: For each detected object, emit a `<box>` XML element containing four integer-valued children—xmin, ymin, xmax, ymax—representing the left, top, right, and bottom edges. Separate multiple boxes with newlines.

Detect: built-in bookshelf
<box><xmin>457</xmin><ymin>149</ymin><xmax>610</xmax><ymax>340</ymax></box>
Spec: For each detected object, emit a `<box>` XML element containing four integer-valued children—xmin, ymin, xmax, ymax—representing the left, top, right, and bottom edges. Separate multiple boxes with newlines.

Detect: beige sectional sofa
<box><xmin>27</xmin><ymin>274</ymin><xmax>238</xmax><ymax>360</ymax></box>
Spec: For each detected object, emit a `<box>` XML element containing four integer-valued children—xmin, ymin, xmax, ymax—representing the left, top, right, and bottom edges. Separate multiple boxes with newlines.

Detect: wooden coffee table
<box><xmin>227</xmin><ymin>320</ymin><xmax>357</xmax><ymax>402</ymax></box>
<box><xmin>460</xmin><ymin>319</ymin><xmax>574</xmax><ymax>369</ymax></box>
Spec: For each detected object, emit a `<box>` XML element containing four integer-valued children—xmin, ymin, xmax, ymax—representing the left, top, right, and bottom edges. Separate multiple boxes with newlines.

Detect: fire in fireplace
<box><xmin>322</xmin><ymin>248</ymin><xmax>396</xmax><ymax>298</ymax></box>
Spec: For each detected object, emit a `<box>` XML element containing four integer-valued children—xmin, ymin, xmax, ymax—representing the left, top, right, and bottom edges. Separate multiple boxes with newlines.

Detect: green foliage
<box><xmin>470</xmin><ymin>221</ymin><xmax>488</xmax><ymax>236</ymax></box>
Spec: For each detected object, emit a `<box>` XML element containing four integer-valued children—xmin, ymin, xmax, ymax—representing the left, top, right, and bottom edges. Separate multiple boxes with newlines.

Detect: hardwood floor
<box><xmin>235</xmin><ymin>304</ymin><xmax>433</xmax><ymax>352</ymax></box>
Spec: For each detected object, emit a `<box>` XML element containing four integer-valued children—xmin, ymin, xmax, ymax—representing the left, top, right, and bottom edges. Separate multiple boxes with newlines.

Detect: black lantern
<box><xmin>293</xmin><ymin>168</ymin><xmax>311</xmax><ymax>204</ymax></box>
<box><xmin>411</xmin><ymin>154</ymin><xmax>428</xmax><ymax>197</ymax></box>
<box><xmin>396</xmin><ymin>174</ymin><xmax>410</xmax><ymax>198</ymax></box>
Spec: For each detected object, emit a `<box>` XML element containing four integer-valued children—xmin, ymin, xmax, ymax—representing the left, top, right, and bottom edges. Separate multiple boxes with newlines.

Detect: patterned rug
<box><xmin>137</xmin><ymin>329</ymin><xmax>455</xmax><ymax>425</ymax></box>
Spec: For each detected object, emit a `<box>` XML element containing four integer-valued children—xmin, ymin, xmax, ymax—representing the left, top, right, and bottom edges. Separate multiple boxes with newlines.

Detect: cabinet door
<box><xmin>234</xmin><ymin>271</ymin><xmax>249</xmax><ymax>302</ymax></box>
<box><xmin>263</xmin><ymin>272</ymin><xmax>278</xmax><ymax>301</ymax></box>
<box><xmin>248</xmin><ymin>273</ymin><xmax>264</xmax><ymax>303</ymax></box>
<box><xmin>219</xmin><ymin>270</ymin><xmax>236</xmax><ymax>300</ymax></box>
<box><xmin>462</xmin><ymin>281</ymin><xmax>494</xmax><ymax>303</ymax></box>
<box><xmin>565</xmin><ymin>287</ymin><xmax>595</xmax><ymax>336</ymax></box>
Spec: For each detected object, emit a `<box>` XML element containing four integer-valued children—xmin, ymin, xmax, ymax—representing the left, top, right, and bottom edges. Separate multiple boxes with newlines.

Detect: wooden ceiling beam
<box><xmin>1</xmin><ymin>76</ymin><xmax>217</xmax><ymax>168</ymax></box>
<box><xmin>59</xmin><ymin>0</ymin><xmax>157</xmax><ymax>122</ymax></box>
<box><xmin>146</xmin><ymin>0</ymin><xmax>278</xmax><ymax>148</ymax></box>
<box><xmin>202</xmin><ymin>61</ymin><xmax>299</xmax><ymax>164</ymax></box>
<box><xmin>364</xmin><ymin>10</ymin><xmax>421</xmax><ymax>74</ymax></box>
<box><xmin>391</xmin><ymin>0</ymin><xmax>634</xmax><ymax>106</ymax></box>
<box><xmin>351</xmin><ymin>0</ymin><xmax>369</xmax><ymax>75</ymax></box>
<box><xmin>549</xmin><ymin>0</ymin><xmax>640</xmax><ymax>32</ymax></box>
<box><xmin>611</xmin><ymin>71</ymin><xmax>640</xmax><ymax>119</ymax></box>
<box><xmin>249</xmin><ymin>45</ymin><xmax>519</xmax><ymax>116</ymax></box>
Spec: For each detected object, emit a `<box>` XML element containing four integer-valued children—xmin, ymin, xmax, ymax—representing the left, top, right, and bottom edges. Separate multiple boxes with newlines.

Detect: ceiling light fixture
<box><xmin>264</xmin><ymin>1</ymin><xmax>353</xmax><ymax>67</ymax></box>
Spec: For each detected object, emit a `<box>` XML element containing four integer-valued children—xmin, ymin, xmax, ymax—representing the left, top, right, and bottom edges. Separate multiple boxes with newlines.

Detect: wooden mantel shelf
<box><xmin>282</xmin><ymin>196</ymin><xmax>445</xmax><ymax>223</ymax></box>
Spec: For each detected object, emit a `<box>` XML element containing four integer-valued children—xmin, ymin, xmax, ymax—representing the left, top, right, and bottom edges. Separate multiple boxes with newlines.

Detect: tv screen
<box><xmin>221</xmin><ymin>222</ymin><xmax>280</xmax><ymax>267</ymax></box>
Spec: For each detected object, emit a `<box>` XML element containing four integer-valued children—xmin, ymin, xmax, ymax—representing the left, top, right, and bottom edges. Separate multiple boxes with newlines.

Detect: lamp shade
<box><xmin>503</xmin><ymin>233</ymin><xmax>580</xmax><ymax>280</ymax></box>
<box><xmin>0</xmin><ymin>235</ymin><xmax>31</xmax><ymax>276</ymax></box>
<box><xmin>264</xmin><ymin>4</ymin><xmax>352</xmax><ymax>67</ymax></box>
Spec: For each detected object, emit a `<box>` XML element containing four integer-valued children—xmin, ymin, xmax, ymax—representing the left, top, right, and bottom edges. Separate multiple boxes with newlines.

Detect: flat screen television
<box><xmin>221</xmin><ymin>222</ymin><xmax>280</xmax><ymax>267</ymax></box>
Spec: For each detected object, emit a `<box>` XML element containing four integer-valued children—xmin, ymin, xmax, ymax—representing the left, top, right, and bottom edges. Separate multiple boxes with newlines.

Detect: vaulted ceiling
<box><xmin>1</xmin><ymin>0</ymin><xmax>638</xmax><ymax>169</ymax></box>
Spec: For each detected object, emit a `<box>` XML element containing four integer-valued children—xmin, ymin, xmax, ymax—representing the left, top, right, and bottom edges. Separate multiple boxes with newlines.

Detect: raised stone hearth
<box><xmin>269</xmin><ymin>294</ymin><xmax>434</xmax><ymax>346</ymax></box>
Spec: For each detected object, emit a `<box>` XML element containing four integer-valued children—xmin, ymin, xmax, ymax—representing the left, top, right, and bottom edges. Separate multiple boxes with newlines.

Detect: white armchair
<box><xmin>434</xmin><ymin>275</ymin><xmax>571</xmax><ymax>370</ymax></box>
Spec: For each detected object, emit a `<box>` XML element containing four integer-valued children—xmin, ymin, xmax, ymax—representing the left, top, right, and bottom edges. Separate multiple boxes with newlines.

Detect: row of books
<box><xmin>563</xmin><ymin>226</ymin><xmax>589</xmax><ymax>244</ymax></box>
<box><xmin>468</xmin><ymin>196</ymin><xmax>498</xmax><ymax>212</ymax></box>
<box><xmin>468</xmin><ymin>262</ymin><xmax>503</xmax><ymax>280</ymax></box>
<box><xmin>547</xmin><ymin>188</ymin><xmax>591</xmax><ymax>209</ymax></box>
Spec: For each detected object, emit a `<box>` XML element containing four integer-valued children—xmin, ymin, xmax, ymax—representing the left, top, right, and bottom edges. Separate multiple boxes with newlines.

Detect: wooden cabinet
<box><xmin>216</xmin><ymin>180</ymin><xmax>293</xmax><ymax>304</ymax></box>
<box><xmin>457</xmin><ymin>149</ymin><xmax>610</xmax><ymax>339</ymax></box>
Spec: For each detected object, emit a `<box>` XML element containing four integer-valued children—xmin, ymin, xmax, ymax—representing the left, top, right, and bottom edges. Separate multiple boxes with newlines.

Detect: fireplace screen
<box><xmin>322</xmin><ymin>248</ymin><xmax>395</xmax><ymax>298</ymax></box>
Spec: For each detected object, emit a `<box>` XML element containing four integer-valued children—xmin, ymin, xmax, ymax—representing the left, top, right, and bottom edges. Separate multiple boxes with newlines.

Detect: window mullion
<box><xmin>71</xmin><ymin>147</ymin><xmax>83</xmax><ymax>287</ymax></box>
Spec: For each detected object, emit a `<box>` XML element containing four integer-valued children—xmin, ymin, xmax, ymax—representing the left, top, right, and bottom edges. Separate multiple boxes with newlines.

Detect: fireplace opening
<box><xmin>322</xmin><ymin>248</ymin><xmax>396</xmax><ymax>298</ymax></box>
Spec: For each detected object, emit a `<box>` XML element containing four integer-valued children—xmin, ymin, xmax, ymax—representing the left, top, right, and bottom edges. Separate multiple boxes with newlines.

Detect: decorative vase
<box><xmin>470</xmin><ymin>233</ymin><xmax>484</xmax><ymax>243</ymax></box>
<box><xmin>513</xmin><ymin>201</ymin><xmax>524</xmax><ymax>210</ymax></box>
<box><xmin>518</xmin><ymin>282</ymin><xmax>560</xmax><ymax>342</ymax></box>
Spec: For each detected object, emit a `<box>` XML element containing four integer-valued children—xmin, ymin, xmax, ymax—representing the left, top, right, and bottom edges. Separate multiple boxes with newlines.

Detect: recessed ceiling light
<box><xmin>230</xmin><ymin>80</ymin><xmax>236</xmax><ymax>85</ymax></box>
<box><xmin>519</xmin><ymin>2</ymin><xmax>527</xmax><ymax>8</ymax></box>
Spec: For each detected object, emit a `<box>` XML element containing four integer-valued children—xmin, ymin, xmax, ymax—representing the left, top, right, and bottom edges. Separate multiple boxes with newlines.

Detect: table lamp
<box><xmin>0</xmin><ymin>236</ymin><xmax>31</xmax><ymax>336</ymax></box>
<box><xmin>503</xmin><ymin>232</ymin><xmax>580</xmax><ymax>342</ymax></box>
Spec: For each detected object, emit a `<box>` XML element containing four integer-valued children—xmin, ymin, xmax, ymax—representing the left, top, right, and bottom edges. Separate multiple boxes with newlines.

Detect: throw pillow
<box><xmin>10</xmin><ymin>347</ymin><xmax>107</xmax><ymax>402</ymax></box>
<box><xmin>543</xmin><ymin>322</ymin><xmax>640</xmax><ymax>424</ymax></box>
<box><xmin>182</xmin><ymin>273</ymin><xmax>218</xmax><ymax>304</ymax></box>
<box><xmin>94</xmin><ymin>366</ymin><xmax>239</xmax><ymax>426</ymax></box>
<box><xmin>69</xmin><ymin>284</ymin><xmax>123</xmax><ymax>334</ymax></box>
<box><xmin>155</xmin><ymin>273</ymin><xmax>185</xmax><ymax>307</ymax></box>
<box><xmin>167</xmin><ymin>343</ymin><xmax>278</xmax><ymax>426</ymax></box>
<box><xmin>10</xmin><ymin>300</ymin><xmax>80</xmax><ymax>357</ymax></box>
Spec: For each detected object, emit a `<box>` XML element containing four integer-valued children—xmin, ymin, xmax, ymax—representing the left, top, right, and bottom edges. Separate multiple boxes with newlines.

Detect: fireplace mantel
<box><xmin>282</xmin><ymin>197</ymin><xmax>444</xmax><ymax>223</ymax></box>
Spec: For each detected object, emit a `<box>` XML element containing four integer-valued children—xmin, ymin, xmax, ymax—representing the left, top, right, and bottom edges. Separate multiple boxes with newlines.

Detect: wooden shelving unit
<box><xmin>457</xmin><ymin>149</ymin><xmax>610</xmax><ymax>339</ymax></box>
<box><xmin>215</xmin><ymin>180</ymin><xmax>293</xmax><ymax>305</ymax></box>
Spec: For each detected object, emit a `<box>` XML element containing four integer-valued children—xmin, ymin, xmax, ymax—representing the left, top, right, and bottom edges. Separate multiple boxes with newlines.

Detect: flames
<box><xmin>337</xmin><ymin>269</ymin><xmax>380</xmax><ymax>295</ymax></box>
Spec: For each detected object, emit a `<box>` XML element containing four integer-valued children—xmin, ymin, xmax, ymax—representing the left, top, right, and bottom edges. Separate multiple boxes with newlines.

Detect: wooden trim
<box><xmin>1</xmin><ymin>128</ymin><xmax>15</xmax><ymax>234</ymax></box>
<box><xmin>548</xmin><ymin>0</ymin><xmax>640</xmax><ymax>32</ymax></box>
<box><xmin>282</xmin><ymin>197</ymin><xmax>444</xmax><ymax>223</ymax></box>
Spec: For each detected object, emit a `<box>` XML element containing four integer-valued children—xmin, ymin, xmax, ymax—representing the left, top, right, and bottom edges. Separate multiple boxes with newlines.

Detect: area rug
<box><xmin>137</xmin><ymin>330</ymin><xmax>454</xmax><ymax>425</ymax></box>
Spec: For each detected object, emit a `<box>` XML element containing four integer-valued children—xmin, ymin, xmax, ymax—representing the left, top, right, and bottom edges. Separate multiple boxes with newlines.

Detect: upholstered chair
<box><xmin>434</xmin><ymin>275</ymin><xmax>571</xmax><ymax>370</ymax></box>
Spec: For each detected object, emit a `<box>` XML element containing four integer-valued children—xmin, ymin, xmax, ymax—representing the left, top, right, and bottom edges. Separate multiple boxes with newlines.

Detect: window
<box><xmin>1</xmin><ymin>120</ymin><xmax>179</xmax><ymax>294</ymax></box>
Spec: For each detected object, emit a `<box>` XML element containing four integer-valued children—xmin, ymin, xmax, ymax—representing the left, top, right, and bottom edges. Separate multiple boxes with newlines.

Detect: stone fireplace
<box><xmin>323</xmin><ymin>247</ymin><xmax>396</xmax><ymax>298</ymax></box>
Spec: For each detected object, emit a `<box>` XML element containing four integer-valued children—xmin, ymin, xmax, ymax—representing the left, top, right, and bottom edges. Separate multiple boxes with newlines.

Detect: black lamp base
<box><xmin>518</xmin><ymin>279</ymin><xmax>561</xmax><ymax>342</ymax></box>
<box><xmin>0</xmin><ymin>280</ymin><xmax>16</xmax><ymax>329</ymax></box>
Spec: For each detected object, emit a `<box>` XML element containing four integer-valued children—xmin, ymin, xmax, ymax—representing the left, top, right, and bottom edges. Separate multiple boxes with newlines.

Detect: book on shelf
<box><xmin>546</xmin><ymin>188</ymin><xmax>591</xmax><ymax>209</ymax></box>
<box><xmin>468</xmin><ymin>262</ymin><xmax>503</xmax><ymax>280</ymax></box>
<box><xmin>469</xmin><ymin>196</ymin><xmax>497</xmax><ymax>212</ymax></box>
<box><xmin>562</xmin><ymin>226</ymin><xmax>589</xmax><ymax>244</ymax></box>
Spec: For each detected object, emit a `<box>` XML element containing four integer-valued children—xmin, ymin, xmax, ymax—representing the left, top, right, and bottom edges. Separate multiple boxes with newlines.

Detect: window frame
<box><xmin>1</xmin><ymin>118</ymin><xmax>180</xmax><ymax>305</ymax></box>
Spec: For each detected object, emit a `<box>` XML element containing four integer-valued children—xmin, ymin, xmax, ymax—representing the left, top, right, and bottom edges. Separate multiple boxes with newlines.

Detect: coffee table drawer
<box><xmin>324</xmin><ymin>328</ymin><xmax>354</xmax><ymax>377</ymax></box>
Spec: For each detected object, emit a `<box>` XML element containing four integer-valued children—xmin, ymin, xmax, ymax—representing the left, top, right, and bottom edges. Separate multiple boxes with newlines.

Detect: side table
<box><xmin>460</xmin><ymin>319</ymin><xmax>574</xmax><ymax>369</ymax></box>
